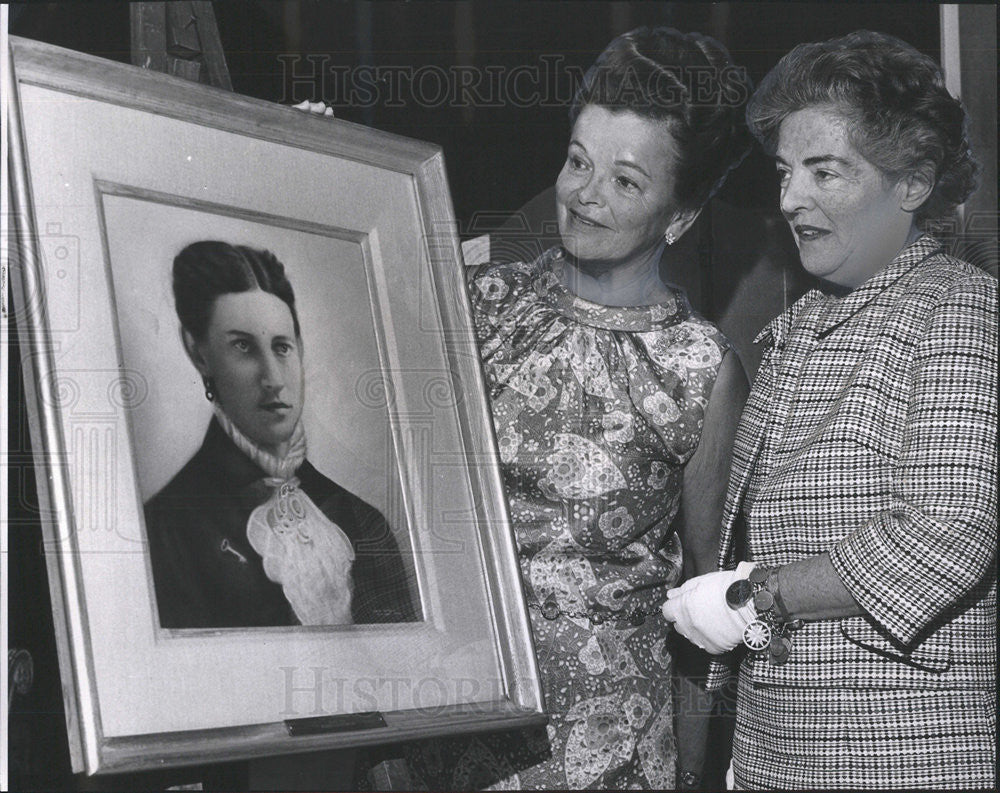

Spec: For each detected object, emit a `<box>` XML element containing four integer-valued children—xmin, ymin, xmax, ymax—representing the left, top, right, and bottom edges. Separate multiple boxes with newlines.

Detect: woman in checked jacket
<box><xmin>662</xmin><ymin>31</ymin><xmax>996</xmax><ymax>790</ymax></box>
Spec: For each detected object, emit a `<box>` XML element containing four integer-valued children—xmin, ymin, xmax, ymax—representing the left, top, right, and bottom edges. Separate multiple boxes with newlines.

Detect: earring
<box><xmin>203</xmin><ymin>377</ymin><xmax>216</xmax><ymax>402</ymax></box>
<box><xmin>664</xmin><ymin>231</ymin><xmax>677</xmax><ymax>246</ymax></box>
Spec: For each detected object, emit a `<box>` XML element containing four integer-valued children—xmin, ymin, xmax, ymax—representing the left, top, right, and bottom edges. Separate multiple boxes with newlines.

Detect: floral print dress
<box><xmin>404</xmin><ymin>248</ymin><xmax>731</xmax><ymax>790</ymax></box>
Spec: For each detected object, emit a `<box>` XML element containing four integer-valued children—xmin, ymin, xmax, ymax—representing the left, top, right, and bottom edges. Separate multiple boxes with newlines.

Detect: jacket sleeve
<box><xmin>349</xmin><ymin>499</ymin><xmax>420</xmax><ymax>623</ymax></box>
<box><xmin>144</xmin><ymin>503</ymin><xmax>215</xmax><ymax>629</ymax></box>
<box><xmin>829</xmin><ymin>276</ymin><xmax>998</xmax><ymax>646</ymax></box>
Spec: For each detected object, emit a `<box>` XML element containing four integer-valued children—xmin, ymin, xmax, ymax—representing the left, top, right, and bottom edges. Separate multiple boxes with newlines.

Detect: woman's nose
<box><xmin>576</xmin><ymin>172</ymin><xmax>604</xmax><ymax>206</ymax></box>
<box><xmin>259</xmin><ymin>353</ymin><xmax>285</xmax><ymax>391</ymax></box>
<box><xmin>780</xmin><ymin>170</ymin><xmax>810</xmax><ymax>218</ymax></box>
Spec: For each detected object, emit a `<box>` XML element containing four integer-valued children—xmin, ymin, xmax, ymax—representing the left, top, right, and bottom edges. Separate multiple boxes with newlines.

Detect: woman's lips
<box><xmin>794</xmin><ymin>224</ymin><xmax>831</xmax><ymax>241</ymax></box>
<box><xmin>260</xmin><ymin>401</ymin><xmax>292</xmax><ymax>415</ymax></box>
<box><xmin>569</xmin><ymin>208</ymin><xmax>608</xmax><ymax>229</ymax></box>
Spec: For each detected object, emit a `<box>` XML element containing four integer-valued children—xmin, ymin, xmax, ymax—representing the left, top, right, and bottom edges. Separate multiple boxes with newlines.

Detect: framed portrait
<box><xmin>6</xmin><ymin>35</ymin><xmax>543</xmax><ymax>775</ymax></box>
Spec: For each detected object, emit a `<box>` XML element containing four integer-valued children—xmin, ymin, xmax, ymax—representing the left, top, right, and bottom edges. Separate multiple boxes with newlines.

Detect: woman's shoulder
<box><xmin>639</xmin><ymin>303</ymin><xmax>732</xmax><ymax>355</ymax></box>
<box><xmin>466</xmin><ymin>247</ymin><xmax>560</xmax><ymax>304</ymax></box>
<box><xmin>886</xmin><ymin>248</ymin><xmax>997</xmax><ymax>336</ymax></box>
<box><xmin>680</xmin><ymin>307</ymin><xmax>731</xmax><ymax>344</ymax></box>
<box><xmin>296</xmin><ymin>463</ymin><xmax>391</xmax><ymax>540</ymax></box>
<box><xmin>466</xmin><ymin>259</ymin><xmax>538</xmax><ymax>300</ymax></box>
<box><xmin>907</xmin><ymin>248</ymin><xmax>997</xmax><ymax>299</ymax></box>
<box><xmin>630</xmin><ymin>309</ymin><xmax>734</xmax><ymax>393</ymax></box>
<box><xmin>144</xmin><ymin>451</ymin><xmax>214</xmax><ymax>515</ymax></box>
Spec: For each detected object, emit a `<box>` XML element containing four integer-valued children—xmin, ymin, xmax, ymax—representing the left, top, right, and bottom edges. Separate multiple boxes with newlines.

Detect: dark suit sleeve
<box><xmin>348</xmin><ymin>499</ymin><xmax>420</xmax><ymax>623</ymax></box>
<box><xmin>144</xmin><ymin>502</ymin><xmax>214</xmax><ymax>629</ymax></box>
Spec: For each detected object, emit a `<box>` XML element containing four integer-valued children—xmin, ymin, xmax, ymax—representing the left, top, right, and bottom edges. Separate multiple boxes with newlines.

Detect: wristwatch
<box><xmin>677</xmin><ymin>768</ymin><xmax>702</xmax><ymax>789</ymax></box>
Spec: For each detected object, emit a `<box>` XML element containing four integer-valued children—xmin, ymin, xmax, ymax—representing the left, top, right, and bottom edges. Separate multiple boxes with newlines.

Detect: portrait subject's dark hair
<box><xmin>570</xmin><ymin>26</ymin><xmax>754</xmax><ymax>211</ymax></box>
<box><xmin>746</xmin><ymin>30</ymin><xmax>978</xmax><ymax>222</ymax></box>
<box><xmin>172</xmin><ymin>241</ymin><xmax>301</xmax><ymax>340</ymax></box>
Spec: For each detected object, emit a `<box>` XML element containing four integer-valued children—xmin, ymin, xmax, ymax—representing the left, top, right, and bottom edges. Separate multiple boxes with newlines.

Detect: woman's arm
<box><xmin>779</xmin><ymin>280</ymin><xmax>997</xmax><ymax>628</ymax></box>
<box><xmin>676</xmin><ymin>349</ymin><xmax>749</xmax><ymax>578</ymax></box>
<box><xmin>673</xmin><ymin>348</ymin><xmax>748</xmax><ymax>787</ymax></box>
<box><xmin>665</xmin><ymin>277</ymin><xmax>998</xmax><ymax>651</ymax></box>
<box><xmin>765</xmin><ymin>552</ymin><xmax>861</xmax><ymax>620</ymax></box>
<box><xmin>825</xmin><ymin>279</ymin><xmax>998</xmax><ymax>643</ymax></box>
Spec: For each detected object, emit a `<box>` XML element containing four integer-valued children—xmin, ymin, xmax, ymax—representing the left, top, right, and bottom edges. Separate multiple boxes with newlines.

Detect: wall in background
<box><xmin>11</xmin><ymin>1</ymin><xmax>945</xmax><ymax>231</ymax></box>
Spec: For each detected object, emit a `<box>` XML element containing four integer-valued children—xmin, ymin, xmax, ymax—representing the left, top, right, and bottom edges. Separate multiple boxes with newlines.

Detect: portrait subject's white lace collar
<box><xmin>213</xmin><ymin>405</ymin><xmax>355</xmax><ymax>625</ymax></box>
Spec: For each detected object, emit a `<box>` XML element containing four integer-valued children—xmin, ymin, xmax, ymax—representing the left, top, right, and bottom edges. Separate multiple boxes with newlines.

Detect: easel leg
<box><xmin>368</xmin><ymin>755</ymin><xmax>414</xmax><ymax>791</ymax></box>
<box><xmin>247</xmin><ymin>749</ymin><xmax>358</xmax><ymax>792</ymax></box>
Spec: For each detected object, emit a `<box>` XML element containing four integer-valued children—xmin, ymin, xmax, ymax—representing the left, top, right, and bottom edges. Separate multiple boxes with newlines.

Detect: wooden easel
<box><xmin>130</xmin><ymin>1</ymin><xmax>231</xmax><ymax>89</ymax></box>
<box><xmin>127</xmin><ymin>4</ymin><xmax>408</xmax><ymax>789</ymax></box>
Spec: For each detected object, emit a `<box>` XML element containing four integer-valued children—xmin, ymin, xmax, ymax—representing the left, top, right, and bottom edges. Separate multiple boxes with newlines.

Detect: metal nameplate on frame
<box><xmin>284</xmin><ymin>712</ymin><xmax>387</xmax><ymax>736</ymax></box>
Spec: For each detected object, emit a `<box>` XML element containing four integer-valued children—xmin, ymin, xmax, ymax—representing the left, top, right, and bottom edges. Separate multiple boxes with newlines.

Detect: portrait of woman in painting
<box><xmin>143</xmin><ymin>240</ymin><xmax>418</xmax><ymax>629</ymax></box>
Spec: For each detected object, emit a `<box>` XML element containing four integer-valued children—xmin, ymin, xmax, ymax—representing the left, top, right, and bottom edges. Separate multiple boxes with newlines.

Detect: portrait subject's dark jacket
<box><xmin>143</xmin><ymin>419</ymin><xmax>418</xmax><ymax>628</ymax></box>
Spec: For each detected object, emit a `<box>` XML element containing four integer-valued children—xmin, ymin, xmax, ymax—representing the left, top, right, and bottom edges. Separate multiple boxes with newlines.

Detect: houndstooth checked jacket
<box><xmin>710</xmin><ymin>235</ymin><xmax>997</xmax><ymax>702</ymax></box>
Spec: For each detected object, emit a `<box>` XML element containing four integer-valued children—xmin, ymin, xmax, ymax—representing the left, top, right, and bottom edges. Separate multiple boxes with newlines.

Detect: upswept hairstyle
<box><xmin>570</xmin><ymin>26</ymin><xmax>754</xmax><ymax>211</ymax></box>
<box><xmin>172</xmin><ymin>241</ymin><xmax>301</xmax><ymax>340</ymax></box>
<box><xmin>746</xmin><ymin>30</ymin><xmax>978</xmax><ymax>222</ymax></box>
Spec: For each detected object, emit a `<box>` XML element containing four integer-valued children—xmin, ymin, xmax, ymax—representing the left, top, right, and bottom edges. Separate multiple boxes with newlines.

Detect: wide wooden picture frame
<box><xmin>6</xmin><ymin>36</ymin><xmax>543</xmax><ymax>775</ymax></box>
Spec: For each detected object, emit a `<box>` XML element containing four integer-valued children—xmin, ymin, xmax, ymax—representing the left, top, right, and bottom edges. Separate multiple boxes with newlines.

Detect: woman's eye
<box><xmin>776</xmin><ymin>169</ymin><xmax>790</xmax><ymax>186</ymax></box>
<box><xmin>232</xmin><ymin>339</ymin><xmax>251</xmax><ymax>353</ymax></box>
<box><xmin>274</xmin><ymin>342</ymin><xmax>294</xmax><ymax>356</ymax></box>
<box><xmin>616</xmin><ymin>175</ymin><xmax>639</xmax><ymax>191</ymax></box>
<box><xmin>815</xmin><ymin>169</ymin><xmax>836</xmax><ymax>182</ymax></box>
<box><xmin>568</xmin><ymin>154</ymin><xmax>587</xmax><ymax>170</ymax></box>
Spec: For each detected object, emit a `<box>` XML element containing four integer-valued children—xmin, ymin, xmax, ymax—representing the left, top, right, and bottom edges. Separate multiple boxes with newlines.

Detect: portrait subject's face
<box><xmin>193</xmin><ymin>290</ymin><xmax>304</xmax><ymax>455</ymax></box>
<box><xmin>775</xmin><ymin>105</ymin><xmax>913</xmax><ymax>289</ymax></box>
<box><xmin>556</xmin><ymin>105</ymin><xmax>680</xmax><ymax>267</ymax></box>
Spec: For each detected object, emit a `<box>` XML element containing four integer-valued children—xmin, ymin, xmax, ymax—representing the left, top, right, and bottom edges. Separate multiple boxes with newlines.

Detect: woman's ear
<box><xmin>181</xmin><ymin>328</ymin><xmax>210</xmax><ymax>377</ymax></box>
<box><xmin>900</xmin><ymin>165</ymin><xmax>935</xmax><ymax>213</ymax></box>
<box><xmin>665</xmin><ymin>207</ymin><xmax>703</xmax><ymax>243</ymax></box>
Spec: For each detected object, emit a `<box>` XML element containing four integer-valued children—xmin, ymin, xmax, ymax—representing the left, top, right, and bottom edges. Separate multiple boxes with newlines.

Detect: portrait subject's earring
<box><xmin>664</xmin><ymin>231</ymin><xmax>677</xmax><ymax>245</ymax></box>
<box><xmin>203</xmin><ymin>377</ymin><xmax>216</xmax><ymax>402</ymax></box>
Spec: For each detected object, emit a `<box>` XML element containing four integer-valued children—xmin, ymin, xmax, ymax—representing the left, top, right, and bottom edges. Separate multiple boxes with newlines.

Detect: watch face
<box><xmin>726</xmin><ymin>578</ymin><xmax>753</xmax><ymax>608</ymax></box>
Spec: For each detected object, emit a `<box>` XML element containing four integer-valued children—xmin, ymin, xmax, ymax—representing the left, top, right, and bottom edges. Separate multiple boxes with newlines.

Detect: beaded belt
<box><xmin>529</xmin><ymin>594</ymin><xmax>657</xmax><ymax>626</ymax></box>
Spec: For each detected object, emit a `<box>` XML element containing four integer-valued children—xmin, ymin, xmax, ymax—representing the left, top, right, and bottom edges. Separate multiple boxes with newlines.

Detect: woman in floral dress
<box><xmin>402</xmin><ymin>27</ymin><xmax>753</xmax><ymax>790</ymax></box>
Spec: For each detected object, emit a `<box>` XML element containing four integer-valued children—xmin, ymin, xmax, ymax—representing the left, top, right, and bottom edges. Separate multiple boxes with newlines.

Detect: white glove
<box><xmin>661</xmin><ymin>562</ymin><xmax>757</xmax><ymax>654</ymax></box>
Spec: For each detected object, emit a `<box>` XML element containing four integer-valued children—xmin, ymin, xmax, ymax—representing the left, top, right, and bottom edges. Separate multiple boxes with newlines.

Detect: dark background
<box><xmin>6</xmin><ymin>3</ymin><xmax>994</xmax><ymax>791</ymax></box>
<box><xmin>10</xmin><ymin>1</ymin><xmax>944</xmax><ymax>232</ymax></box>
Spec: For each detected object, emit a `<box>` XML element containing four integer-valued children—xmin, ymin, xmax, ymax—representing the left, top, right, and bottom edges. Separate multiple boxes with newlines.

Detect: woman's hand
<box><xmin>291</xmin><ymin>99</ymin><xmax>334</xmax><ymax>116</ymax></box>
<box><xmin>662</xmin><ymin>562</ymin><xmax>757</xmax><ymax>653</ymax></box>
<box><xmin>665</xmin><ymin>554</ymin><xmax>864</xmax><ymax>654</ymax></box>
